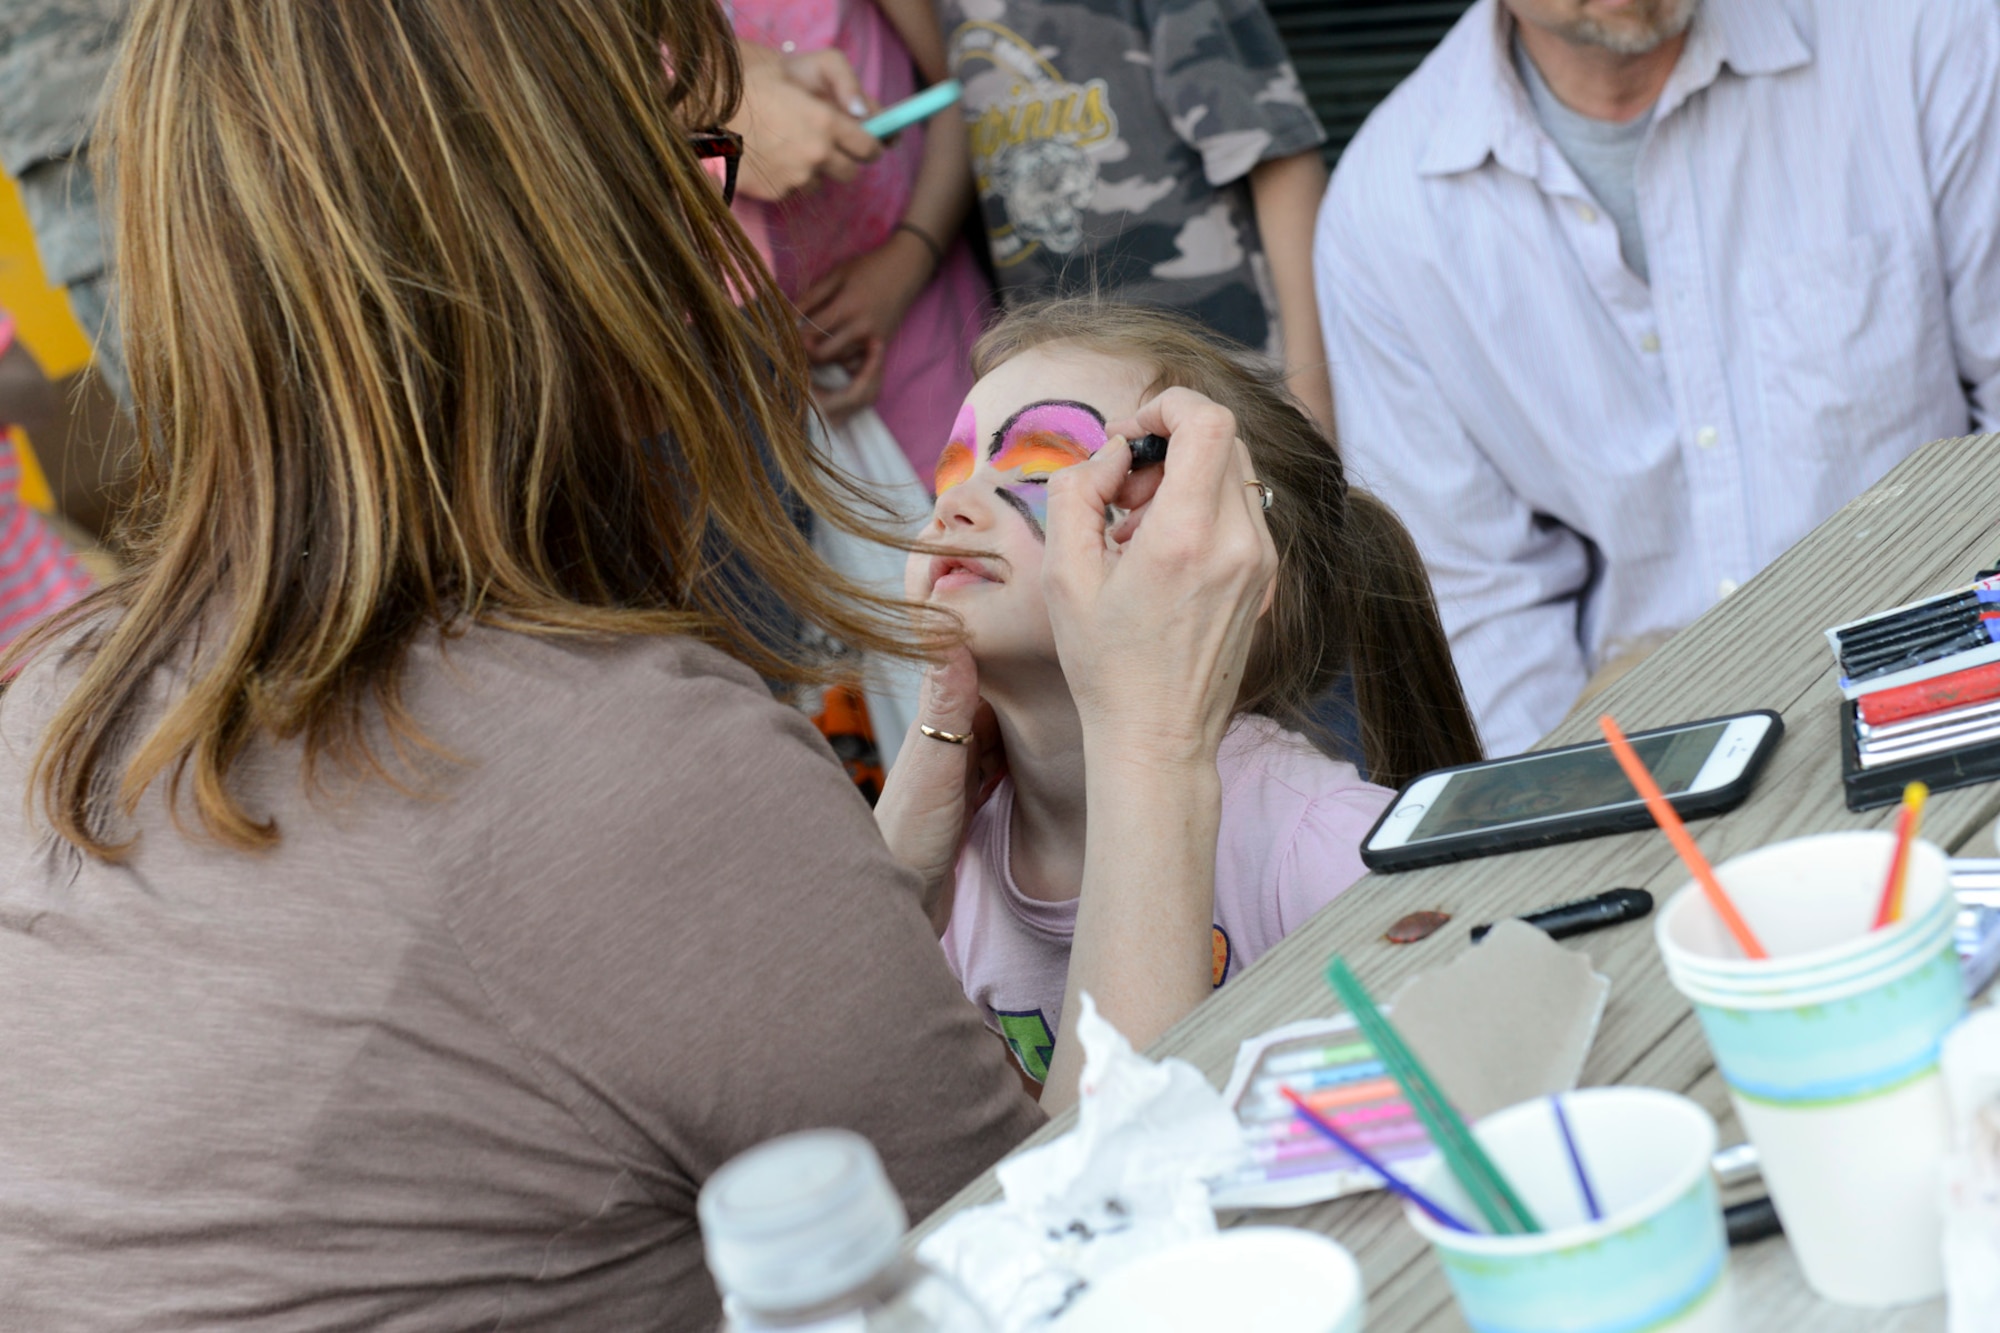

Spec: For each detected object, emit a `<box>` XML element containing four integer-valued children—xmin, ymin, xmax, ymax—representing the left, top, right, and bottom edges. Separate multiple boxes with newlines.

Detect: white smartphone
<box><xmin>1360</xmin><ymin>711</ymin><xmax>1784</xmax><ymax>873</ymax></box>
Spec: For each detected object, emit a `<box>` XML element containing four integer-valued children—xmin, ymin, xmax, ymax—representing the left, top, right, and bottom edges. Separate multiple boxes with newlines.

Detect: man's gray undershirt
<box><xmin>1514</xmin><ymin>36</ymin><xmax>1655</xmax><ymax>283</ymax></box>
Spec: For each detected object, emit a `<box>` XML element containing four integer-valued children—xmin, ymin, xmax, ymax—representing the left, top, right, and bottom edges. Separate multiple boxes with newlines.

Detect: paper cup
<box><xmin>1656</xmin><ymin>831</ymin><xmax>1965</xmax><ymax>1306</ymax></box>
<box><xmin>1049</xmin><ymin>1228</ymin><xmax>1363</xmax><ymax>1333</ymax></box>
<box><xmin>1405</xmin><ymin>1089</ymin><xmax>1730</xmax><ymax>1333</ymax></box>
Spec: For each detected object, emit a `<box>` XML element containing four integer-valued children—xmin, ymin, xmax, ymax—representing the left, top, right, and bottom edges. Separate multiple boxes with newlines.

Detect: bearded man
<box><xmin>1313</xmin><ymin>0</ymin><xmax>2000</xmax><ymax>756</ymax></box>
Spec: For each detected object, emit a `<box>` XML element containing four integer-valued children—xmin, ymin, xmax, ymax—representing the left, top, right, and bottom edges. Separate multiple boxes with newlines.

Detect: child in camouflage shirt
<box><xmin>939</xmin><ymin>0</ymin><xmax>1334</xmax><ymax>430</ymax></box>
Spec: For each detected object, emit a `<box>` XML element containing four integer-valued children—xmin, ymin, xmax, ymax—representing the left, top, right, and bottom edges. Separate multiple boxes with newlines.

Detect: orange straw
<box><xmin>1871</xmin><ymin>782</ymin><xmax>1929</xmax><ymax>929</ymax></box>
<box><xmin>1599</xmin><ymin>716</ymin><xmax>1767</xmax><ymax>960</ymax></box>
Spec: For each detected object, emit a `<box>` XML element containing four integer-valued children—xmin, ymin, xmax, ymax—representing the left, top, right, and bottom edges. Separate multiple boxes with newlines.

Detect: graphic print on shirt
<box><xmin>996</xmin><ymin>1007</ymin><xmax>1056</xmax><ymax>1083</ymax></box>
<box><xmin>949</xmin><ymin>21</ymin><xmax>1118</xmax><ymax>266</ymax></box>
<box><xmin>1212</xmin><ymin>923</ymin><xmax>1231</xmax><ymax>987</ymax></box>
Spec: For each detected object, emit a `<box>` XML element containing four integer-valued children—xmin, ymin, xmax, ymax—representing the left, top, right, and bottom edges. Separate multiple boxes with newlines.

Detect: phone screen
<box><xmin>1407</xmin><ymin>722</ymin><xmax>1731</xmax><ymax>844</ymax></box>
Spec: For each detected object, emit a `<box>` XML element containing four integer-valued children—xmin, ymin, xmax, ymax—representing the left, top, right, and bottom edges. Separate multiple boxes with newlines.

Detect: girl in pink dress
<box><xmin>730</xmin><ymin>0</ymin><xmax>987</xmax><ymax>481</ymax></box>
<box><xmin>0</xmin><ymin>312</ymin><xmax>91</xmax><ymax>652</ymax></box>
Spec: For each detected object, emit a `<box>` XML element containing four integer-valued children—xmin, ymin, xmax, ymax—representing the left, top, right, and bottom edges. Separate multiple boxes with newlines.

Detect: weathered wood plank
<box><xmin>916</xmin><ymin>434</ymin><xmax>2000</xmax><ymax>1330</ymax></box>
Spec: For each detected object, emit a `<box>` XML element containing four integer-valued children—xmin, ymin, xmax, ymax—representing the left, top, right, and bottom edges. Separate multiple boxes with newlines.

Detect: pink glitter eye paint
<box><xmin>990</xmin><ymin>402</ymin><xmax>1107</xmax><ymax>476</ymax></box>
<box><xmin>990</xmin><ymin>400</ymin><xmax>1107</xmax><ymax>529</ymax></box>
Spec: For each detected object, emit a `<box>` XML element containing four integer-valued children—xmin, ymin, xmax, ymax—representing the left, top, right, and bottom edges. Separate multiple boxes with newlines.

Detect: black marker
<box><xmin>1724</xmin><ymin>1196</ymin><xmax>1783</xmax><ymax>1246</ymax></box>
<box><xmin>1130</xmin><ymin>433</ymin><xmax>1169</xmax><ymax>468</ymax></box>
<box><xmin>1839</xmin><ymin>588</ymin><xmax>2000</xmax><ymax>654</ymax></box>
<box><xmin>1848</xmin><ymin>623</ymin><xmax>2000</xmax><ymax>680</ymax></box>
<box><xmin>1469</xmin><ymin>887</ymin><xmax>1655</xmax><ymax>943</ymax></box>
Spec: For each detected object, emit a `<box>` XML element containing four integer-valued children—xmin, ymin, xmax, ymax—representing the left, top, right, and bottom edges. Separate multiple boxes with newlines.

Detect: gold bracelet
<box><xmin>919</xmin><ymin>723</ymin><xmax>972</xmax><ymax>746</ymax></box>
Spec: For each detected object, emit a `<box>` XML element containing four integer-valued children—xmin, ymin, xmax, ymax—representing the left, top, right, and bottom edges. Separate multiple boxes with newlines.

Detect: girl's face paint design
<box><xmin>991</xmin><ymin>401</ymin><xmax>1105</xmax><ymax>527</ymax></box>
<box><xmin>934</xmin><ymin>403</ymin><xmax>977</xmax><ymax>496</ymax></box>
<box><xmin>933</xmin><ymin>397</ymin><xmax>1108</xmax><ymax>537</ymax></box>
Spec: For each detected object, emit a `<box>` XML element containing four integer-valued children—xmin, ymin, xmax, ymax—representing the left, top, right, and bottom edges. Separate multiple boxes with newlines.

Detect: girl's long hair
<box><xmin>10</xmin><ymin>0</ymin><xmax>934</xmax><ymax>856</ymax></box>
<box><xmin>971</xmin><ymin>298</ymin><xmax>1482</xmax><ymax>789</ymax></box>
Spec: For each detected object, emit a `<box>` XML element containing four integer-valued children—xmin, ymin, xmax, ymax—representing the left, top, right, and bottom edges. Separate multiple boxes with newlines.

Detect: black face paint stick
<box><xmin>1469</xmin><ymin>887</ymin><xmax>1655</xmax><ymax>943</ymax></box>
<box><xmin>1130</xmin><ymin>434</ymin><xmax>1169</xmax><ymax>468</ymax></box>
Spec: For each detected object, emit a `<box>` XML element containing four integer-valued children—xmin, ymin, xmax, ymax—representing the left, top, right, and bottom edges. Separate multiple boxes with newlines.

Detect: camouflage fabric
<box><xmin>941</xmin><ymin>0</ymin><xmax>1323</xmax><ymax>355</ymax></box>
<box><xmin>0</xmin><ymin>2</ymin><xmax>128</xmax><ymax>398</ymax></box>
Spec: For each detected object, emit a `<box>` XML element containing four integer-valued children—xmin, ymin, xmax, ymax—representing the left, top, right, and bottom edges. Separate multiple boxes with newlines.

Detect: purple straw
<box><xmin>1280</xmin><ymin>1086</ymin><xmax>1476</xmax><ymax>1234</ymax></box>
<box><xmin>1551</xmin><ymin>1095</ymin><xmax>1602</xmax><ymax>1221</ymax></box>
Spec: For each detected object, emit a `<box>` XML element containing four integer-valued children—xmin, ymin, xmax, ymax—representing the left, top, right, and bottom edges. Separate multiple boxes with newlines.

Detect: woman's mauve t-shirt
<box><xmin>941</xmin><ymin>715</ymin><xmax>1391</xmax><ymax>1083</ymax></box>
<box><xmin>0</xmin><ymin>626</ymin><xmax>1042</xmax><ymax>1330</ymax></box>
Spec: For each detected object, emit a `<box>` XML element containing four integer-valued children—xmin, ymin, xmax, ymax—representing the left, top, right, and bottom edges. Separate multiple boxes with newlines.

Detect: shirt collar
<box><xmin>1418</xmin><ymin>0</ymin><xmax>1813</xmax><ymax>179</ymax></box>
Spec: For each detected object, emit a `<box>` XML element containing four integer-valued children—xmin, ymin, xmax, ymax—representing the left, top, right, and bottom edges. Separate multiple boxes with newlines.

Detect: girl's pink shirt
<box><xmin>940</xmin><ymin>715</ymin><xmax>1393</xmax><ymax>1080</ymax></box>
<box><xmin>728</xmin><ymin>0</ymin><xmax>987</xmax><ymax>481</ymax></box>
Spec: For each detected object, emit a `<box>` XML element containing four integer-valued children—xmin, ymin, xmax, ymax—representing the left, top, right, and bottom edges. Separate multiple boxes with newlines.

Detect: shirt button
<box><xmin>1641</xmin><ymin>333</ymin><xmax>1660</xmax><ymax>353</ymax></box>
<box><xmin>1695</xmin><ymin>426</ymin><xmax>1719</xmax><ymax>449</ymax></box>
<box><xmin>1575</xmin><ymin>203</ymin><xmax>1598</xmax><ymax>224</ymax></box>
<box><xmin>1719</xmin><ymin>578</ymin><xmax>1739</xmax><ymax>598</ymax></box>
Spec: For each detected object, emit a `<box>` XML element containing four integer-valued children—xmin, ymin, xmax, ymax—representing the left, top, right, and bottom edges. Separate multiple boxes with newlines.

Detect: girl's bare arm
<box><xmin>1249</xmin><ymin>150</ymin><xmax>1335</xmax><ymax>438</ymax></box>
<box><xmin>872</xmin><ymin>0</ymin><xmax>974</xmax><ymax>258</ymax></box>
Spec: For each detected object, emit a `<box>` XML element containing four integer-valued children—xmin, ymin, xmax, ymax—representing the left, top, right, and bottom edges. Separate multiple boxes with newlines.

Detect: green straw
<box><xmin>1327</xmin><ymin>958</ymin><xmax>1533</xmax><ymax>1233</ymax></box>
<box><xmin>1327</xmin><ymin>961</ymin><xmax>1518</xmax><ymax>1233</ymax></box>
<box><xmin>1328</xmin><ymin>957</ymin><xmax>1542</xmax><ymax>1235</ymax></box>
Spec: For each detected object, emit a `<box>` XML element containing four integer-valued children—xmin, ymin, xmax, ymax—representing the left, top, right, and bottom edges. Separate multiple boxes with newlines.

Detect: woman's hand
<box><xmin>1043</xmin><ymin>387</ymin><xmax>1278</xmax><ymax>772</ymax></box>
<box><xmin>872</xmin><ymin>641</ymin><xmax>1006</xmax><ymax>934</ymax></box>
<box><xmin>1034</xmin><ymin>386</ymin><xmax>1277</xmax><ymax>1112</ymax></box>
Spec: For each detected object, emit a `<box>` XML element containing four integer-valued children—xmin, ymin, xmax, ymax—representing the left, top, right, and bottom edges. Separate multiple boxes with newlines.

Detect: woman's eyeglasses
<box><xmin>691</xmin><ymin>128</ymin><xmax>744</xmax><ymax>206</ymax></box>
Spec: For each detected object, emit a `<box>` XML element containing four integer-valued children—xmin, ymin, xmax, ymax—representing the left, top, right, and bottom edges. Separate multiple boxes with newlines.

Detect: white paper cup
<box><xmin>1404</xmin><ymin>1089</ymin><xmax>1731</xmax><ymax>1333</ymax></box>
<box><xmin>1656</xmin><ymin>830</ymin><xmax>1965</xmax><ymax>1306</ymax></box>
<box><xmin>1049</xmin><ymin>1227</ymin><xmax>1363</xmax><ymax>1333</ymax></box>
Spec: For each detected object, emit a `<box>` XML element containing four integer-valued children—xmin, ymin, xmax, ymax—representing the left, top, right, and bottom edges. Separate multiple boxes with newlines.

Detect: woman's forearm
<box><xmin>1039</xmin><ymin>754</ymin><xmax>1220</xmax><ymax>1112</ymax></box>
<box><xmin>1249</xmin><ymin>151</ymin><xmax>1334</xmax><ymax>437</ymax></box>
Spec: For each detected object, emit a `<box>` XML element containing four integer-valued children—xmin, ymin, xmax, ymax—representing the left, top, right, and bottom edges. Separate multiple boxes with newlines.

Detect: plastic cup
<box><xmin>1656</xmin><ymin>830</ymin><xmax>1965</xmax><ymax>1306</ymax></box>
<box><xmin>1049</xmin><ymin>1227</ymin><xmax>1363</xmax><ymax>1333</ymax></box>
<box><xmin>1404</xmin><ymin>1088</ymin><xmax>1731</xmax><ymax>1333</ymax></box>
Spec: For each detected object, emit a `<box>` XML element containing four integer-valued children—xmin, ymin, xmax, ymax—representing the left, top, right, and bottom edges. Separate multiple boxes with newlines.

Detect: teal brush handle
<box><xmin>860</xmin><ymin>80</ymin><xmax>962</xmax><ymax>139</ymax></box>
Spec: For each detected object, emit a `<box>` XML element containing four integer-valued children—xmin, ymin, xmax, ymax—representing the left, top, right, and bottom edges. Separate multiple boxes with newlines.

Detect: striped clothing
<box><xmin>0</xmin><ymin>316</ymin><xmax>90</xmax><ymax>650</ymax></box>
<box><xmin>1316</xmin><ymin>0</ymin><xmax>2000</xmax><ymax>755</ymax></box>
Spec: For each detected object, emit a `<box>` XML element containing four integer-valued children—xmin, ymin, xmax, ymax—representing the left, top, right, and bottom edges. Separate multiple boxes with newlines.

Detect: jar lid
<box><xmin>699</xmin><ymin>1129</ymin><xmax>907</xmax><ymax>1314</ymax></box>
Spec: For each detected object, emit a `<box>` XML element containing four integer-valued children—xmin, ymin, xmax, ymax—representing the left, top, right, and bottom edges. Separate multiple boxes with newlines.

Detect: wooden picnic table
<box><xmin>916</xmin><ymin>431</ymin><xmax>2000</xmax><ymax>1330</ymax></box>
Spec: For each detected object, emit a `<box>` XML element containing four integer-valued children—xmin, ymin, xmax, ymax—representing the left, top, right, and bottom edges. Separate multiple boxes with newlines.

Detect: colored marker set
<box><xmin>1827</xmin><ymin>576</ymin><xmax>2000</xmax><ymax>809</ymax></box>
<box><xmin>1211</xmin><ymin>1016</ymin><xmax>1434</xmax><ymax>1210</ymax></box>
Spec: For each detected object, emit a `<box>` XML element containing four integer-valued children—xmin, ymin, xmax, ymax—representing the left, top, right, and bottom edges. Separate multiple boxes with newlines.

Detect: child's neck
<box><xmin>982</xmin><ymin>664</ymin><xmax>1089</xmax><ymax>906</ymax></box>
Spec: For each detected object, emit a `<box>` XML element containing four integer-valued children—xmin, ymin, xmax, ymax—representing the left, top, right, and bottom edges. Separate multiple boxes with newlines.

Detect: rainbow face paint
<box><xmin>988</xmin><ymin>400</ymin><xmax>1107</xmax><ymax>535</ymax></box>
<box><xmin>933</xmin><ymin>397</ymin><xmax>1109</xmax><ymax>538</ymax></box>
<box><xmin>934</xmin><ymin>403</ymin><xmax>978</xmax><ymax>496</ymax></box>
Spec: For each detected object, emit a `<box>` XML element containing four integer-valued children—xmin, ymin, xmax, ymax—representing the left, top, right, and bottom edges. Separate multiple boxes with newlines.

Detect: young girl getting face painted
<box><xmin>878</xmin><ymin>300</ymin><xmax>1482</xmax><ymax>1096</ymax></box>
<box><xmin>910</xmin><ymin>346</ymin><xmax>1154</xmax><ymax>671</ymax></box>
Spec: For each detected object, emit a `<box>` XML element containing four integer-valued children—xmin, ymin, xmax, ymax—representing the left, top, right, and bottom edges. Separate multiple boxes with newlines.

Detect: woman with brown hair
<box><xmin>0</xmin><ymin>2</ymin><xmax>1279</xmax><ymax>1328</ymax></box>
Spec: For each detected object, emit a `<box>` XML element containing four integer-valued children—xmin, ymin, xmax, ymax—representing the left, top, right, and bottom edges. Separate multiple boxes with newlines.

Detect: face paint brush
<box><xmin>1129</xmin><ymin>434</ymin><xmax>1169</xmax><ymax>468</ymax></box>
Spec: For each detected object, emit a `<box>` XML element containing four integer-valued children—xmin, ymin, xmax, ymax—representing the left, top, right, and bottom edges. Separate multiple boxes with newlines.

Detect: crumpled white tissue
<box><xmin>1943</xmin><ymin>1005</ymin><xmax>2000</xmax><ymax>1333</ymax></box>
<box><xmin>918</xmin><ymin>994</ymin><xmax>1248</xmax><ymax>1332</ymax></box>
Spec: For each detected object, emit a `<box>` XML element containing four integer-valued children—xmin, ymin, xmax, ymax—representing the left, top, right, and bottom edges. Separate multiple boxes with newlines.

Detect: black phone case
<box><xmin>1359</xmin><ymin>710</ymin><xmax>1786</xmax><ymax>874</ymax></box>
<box><xmin>1838</xmin><ymin>698</ymin><xmax>2000</xmax><ymax>810</ymax></box>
